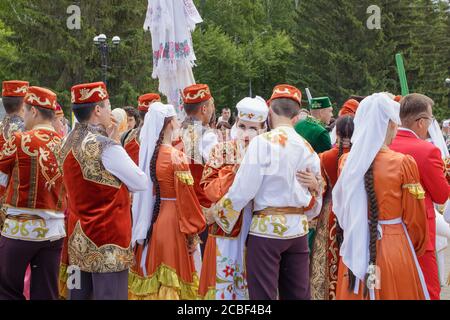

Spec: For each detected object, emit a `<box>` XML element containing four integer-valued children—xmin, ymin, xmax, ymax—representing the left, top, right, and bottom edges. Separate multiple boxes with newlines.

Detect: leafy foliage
<box><xmin>0</xmin><ymin>0</ymin><xmax>448</xmax><ymax>119</ymax></box>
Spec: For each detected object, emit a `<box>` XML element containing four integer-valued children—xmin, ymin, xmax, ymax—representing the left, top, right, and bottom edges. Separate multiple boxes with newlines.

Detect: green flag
<box><xmin>396</xmin><ymin>53</ymin><xmax>409</xmax><ymax>96</ymax></box>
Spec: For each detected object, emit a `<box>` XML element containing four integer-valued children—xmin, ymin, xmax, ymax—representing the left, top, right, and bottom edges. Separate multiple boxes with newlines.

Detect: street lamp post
<box><xmin>93</xmin><ymin>34</ymin><xmax>121</xmax><ymax>86</ymax></box>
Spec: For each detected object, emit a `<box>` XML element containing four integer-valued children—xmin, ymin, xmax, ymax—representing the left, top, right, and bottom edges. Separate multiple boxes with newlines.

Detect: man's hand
<box><xmin>107</xmin><ymin>116</ymin><xmax>120</xmax><ymax>142</ymax></box>
<box><xmin>296</xmin><ymin>168</ymin><xmax>319</xmax><ymax>195</ymax></box>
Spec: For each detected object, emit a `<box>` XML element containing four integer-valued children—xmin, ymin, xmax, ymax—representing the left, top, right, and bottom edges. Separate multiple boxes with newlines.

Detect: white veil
<box><xmin>332</xmin><ymin>93</ymin><xmax>401</xmax><ymax>282</ymax></box>
<box><xmin>428</xmin><ymin>119</ymin><xmax>449</xmax><ymax>159</ymax></box>
<box><xmin>132</xmin><ymin>102</ymin><xmax>176</xmax><ymax>246</ymax></box>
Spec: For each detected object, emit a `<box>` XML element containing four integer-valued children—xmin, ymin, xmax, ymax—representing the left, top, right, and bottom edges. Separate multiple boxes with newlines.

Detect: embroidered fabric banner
<box><xmin>144</xmin><ymin>0</ymin><xmax>203</xmax><ymax>115</ymax></box>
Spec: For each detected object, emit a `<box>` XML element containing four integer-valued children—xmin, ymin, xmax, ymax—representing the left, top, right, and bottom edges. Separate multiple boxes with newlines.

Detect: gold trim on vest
<box><xmin>68</xmin><ymin>221</ymin><xmax>133</xmax><ymax>273</ymax></box>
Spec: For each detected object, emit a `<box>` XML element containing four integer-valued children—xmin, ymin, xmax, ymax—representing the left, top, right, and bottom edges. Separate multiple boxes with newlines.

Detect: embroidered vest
<box><xmin>60</xmin><ymin>123</ymin><xmax>133</xmax><ymax>273</ymax></box>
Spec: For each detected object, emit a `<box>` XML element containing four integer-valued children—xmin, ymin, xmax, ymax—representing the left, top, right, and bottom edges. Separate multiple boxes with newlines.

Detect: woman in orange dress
<box><xmin>333</xmin><ymin>93</ymin><xmax>429</xmax><ymax>300</ymax></box>
<box><xmin>129</xmin><ymin>102</ymin><xmax>206</xmax><ymax>300</ymax></box>
<box><xmin>310</xmin><ymin>115</ymin><xmax>354</xmax><ymax>300</ymax></box>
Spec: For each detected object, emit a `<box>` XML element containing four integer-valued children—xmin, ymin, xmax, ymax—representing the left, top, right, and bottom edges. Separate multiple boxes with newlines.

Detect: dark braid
<box><xmin>144</xmin><ymin>117</ymin><xmax>173</xmax><ymax>246</ymax></box>
<box><xmin>335</xmin><ymin>115</ymin><xmax>355</xmax><ymax>249</ymax></box>
<box><xmin>347</xmin><ymin>269</ymin><xmax>357</xmax><ymax>293</ymax></box>
<box><xmin>363</xmin><ymin>162</ymin><xmax>379</xmax><ymax>297</ymax></box>
<box><xmin>337</xmin><ymin>139</ymin><xmax>344</xmax><ymax>166</ymax></box>
<box><xmin>347</xmin><ymin>162</ymin><xmax>379</xmax><ymax>294</ymax></box>
<box><xmin>335</xmin><ymin>115</ymin><xmax>355</xmax><ymax>169</ymax></box>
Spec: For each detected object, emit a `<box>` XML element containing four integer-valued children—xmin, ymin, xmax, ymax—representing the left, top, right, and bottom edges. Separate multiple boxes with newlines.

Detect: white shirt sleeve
<box><xmin>213</xmin><ymin>137</ymin><xmax>265</xmax><ymax>233</ymax></box>
<box><xmin>102</xmin><ymin>145</ymin><xmax>148</xmax><ymax>192</ymax></box>
<box><xmin>201</xmin><ymin>130</ymin><xmax>219</xmax><ymax>162</ymax></box>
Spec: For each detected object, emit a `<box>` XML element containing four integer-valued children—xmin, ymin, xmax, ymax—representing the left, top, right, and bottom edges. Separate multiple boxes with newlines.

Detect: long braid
<box><xmin>335</xmin><ymin>115</ymin><xmax>354</xmax><ymax>170</ymax></box>
<box><xmin>144</xmin><ymin>118</ymin><xmax>172</xmax><ymax>246</ymax></box>
<box><xmin>337</xmin><ymin>139</ymin><xmax>344</xmax><ymax>169</ymax></box>
<box><xmin>346</xmin><ymin>163</ymin><xmax>378</xmax><ymax>294</ymax></box>
<box><xmin>347</xmin><ymin>269</ymin><xmax>357</xmax><ymax>293</ymax></box>
<box><xmin>363</xmin><ymin>162</ymin><xmax>379</xmax><ymax>297</ymax></box>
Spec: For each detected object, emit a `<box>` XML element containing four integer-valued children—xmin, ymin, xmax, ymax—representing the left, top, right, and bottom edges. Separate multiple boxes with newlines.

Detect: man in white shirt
<box><xmin>208</xmin><ymin>85</ymin><xmax>322</xmax><ymax>300</ymax></box>
<box><xmin>60</xmin><ymin>82</ymin><xmax>148</xmax><ymax>300</ymax></box>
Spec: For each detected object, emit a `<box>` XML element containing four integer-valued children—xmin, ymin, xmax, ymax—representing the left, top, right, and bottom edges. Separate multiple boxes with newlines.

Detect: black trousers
<box><xmin>0</xmin><ymin>236</ymin><xmax>63</xmax><ymax>300</ymax></box>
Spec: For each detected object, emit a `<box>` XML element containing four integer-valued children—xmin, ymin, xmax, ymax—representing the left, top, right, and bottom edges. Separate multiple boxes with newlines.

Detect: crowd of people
<box><xmin>0</xmin><ymin>79</ymin><xmax>449</xmax><ymax>301</ymax></box>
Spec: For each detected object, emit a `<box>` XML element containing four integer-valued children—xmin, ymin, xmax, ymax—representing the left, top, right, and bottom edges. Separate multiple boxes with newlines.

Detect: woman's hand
<box><xmin>296</xmin><ymin>168</ymin><xmax>320</xmax><ymax>195</ymax></box>
<box><xmin>107</xmin><ymin>116</ymin><xmax>120</xmax><ymax>142</ymax></box>
<box><xmin>204</xmin><ymin>206</ymin><xmax>216</xmax><ymax>226</ymax></box>
<box><xmin>186</xmin><ymin>234</ymin><xmax>201</xmax><ymax>255</ymax></box>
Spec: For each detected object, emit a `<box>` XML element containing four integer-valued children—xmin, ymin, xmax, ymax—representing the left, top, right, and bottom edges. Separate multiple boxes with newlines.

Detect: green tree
<box><xmin>290</xmin><ymin>0</ymin><xmax>397</xmax><ymax>110</ymax></box>
<box><xmin>0</xmin><ymin>18</ymin><xmax>18</xmax><ymax>80</ymax></box>
<box><xmin>383</xmin><ymin>0</ymin><xmax>450</xmax><ymax>119</ymax></box>
<box><xmin>192</xmin><ymin>25</ymin><xmax>246</xmax><ymax>108</ymax></box>
<box><xmin>0</xmin><ymin>0</ymin><xmax>158</xmax><ymax>115</ymax></box>
<box><xmin>194</xmin><ymin>0</ymin><xmax>295</xmax><ymax>110</ymax></box>
<box><xmin>0</xmin><ymin>0</ymin><xmax>447</xmax><ymax>119</ymax></box>
<box><xmin>289</xmin><ymin>0</ymin><xmax>449</xmax><ymax>120</ymax></box>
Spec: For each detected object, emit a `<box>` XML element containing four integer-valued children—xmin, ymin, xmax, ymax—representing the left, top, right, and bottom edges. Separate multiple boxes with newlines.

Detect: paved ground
<box><xmin>441</xmin><ymin>246</ymin><xmax>450</xmax><ymax>300</ymax></box>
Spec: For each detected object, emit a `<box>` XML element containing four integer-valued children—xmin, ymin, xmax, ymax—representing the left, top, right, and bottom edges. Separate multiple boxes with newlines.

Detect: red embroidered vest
<box><xmin>60</xmin><ymin>123</ymin><xmax>133</xmax><ymax>273</ymax></box>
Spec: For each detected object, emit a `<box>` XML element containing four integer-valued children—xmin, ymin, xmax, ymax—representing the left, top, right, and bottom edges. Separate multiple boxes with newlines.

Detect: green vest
<box><xmin>294</xmin><ymin>116</ymin><xmax>332</xmax><ymax>154</ymax></box>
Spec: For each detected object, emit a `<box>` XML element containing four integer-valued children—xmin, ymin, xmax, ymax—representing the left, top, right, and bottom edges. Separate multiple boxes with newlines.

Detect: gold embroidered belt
<box><xmin>2</xmin><ymin>214</ymin><xmax>65</xmax><ymax>242</ymax></box>
<box><xmin>250</xmin><ymin>207</ymin><xmax>309</xmax><ymax>239</ymax></box>
<box><xmin>6</xmin><ymin>214</ymin><xmax>43</xmax><ymax>221</ymax></box>
<box><xmin>254</xmin><ymin>207</ymin><xmax>304</xmax><ymax>216</ymax></box>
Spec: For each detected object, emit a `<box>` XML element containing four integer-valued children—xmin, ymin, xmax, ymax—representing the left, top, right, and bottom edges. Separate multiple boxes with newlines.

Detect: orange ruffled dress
<box><xmin>128</xmin><ymin>145</ymin><xmax>206</xmax><ymax>300</ymax></box>
<box><xmin>336</xmin><ymin>149</ymin><xmax>429</xmax><ymax>300</ymax></box>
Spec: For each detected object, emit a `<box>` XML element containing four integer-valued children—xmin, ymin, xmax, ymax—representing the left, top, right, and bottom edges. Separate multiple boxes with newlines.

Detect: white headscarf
<box><xmin>132</xmin><ymin>102</ymin><xmax>177</xmax><ymax>245</ymax></box>
<box><xmin>332</xmin><ymin>93</ymin><xmax>401</xmax><ymax>281</ymax></box>
<box><xmin>235</xmin><ymin>96</ymin><xmax>269</xmax><ymax>123</ymax></box>
<box><xmin>428</xmin><ymin>119</ymin><xmax>449</xmax><ymax>160</ymax></box>
<box><xmin>230</xmin><ymin>96</ymin><xmax>268</xmax><ymax>140</ymax></box>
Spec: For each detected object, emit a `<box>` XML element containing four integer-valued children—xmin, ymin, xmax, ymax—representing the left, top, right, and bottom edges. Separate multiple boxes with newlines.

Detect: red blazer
<box><xmin>390</xmin><ymin>129</ymin><xmax>450</xmax><ymax>252</ymax></box>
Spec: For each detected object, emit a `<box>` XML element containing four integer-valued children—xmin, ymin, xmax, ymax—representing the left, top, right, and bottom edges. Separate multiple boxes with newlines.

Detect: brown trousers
<box><xmin>246</xmin><ymin>234</ymin><xmax>311</xmax><ymax>300</ymax></box>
